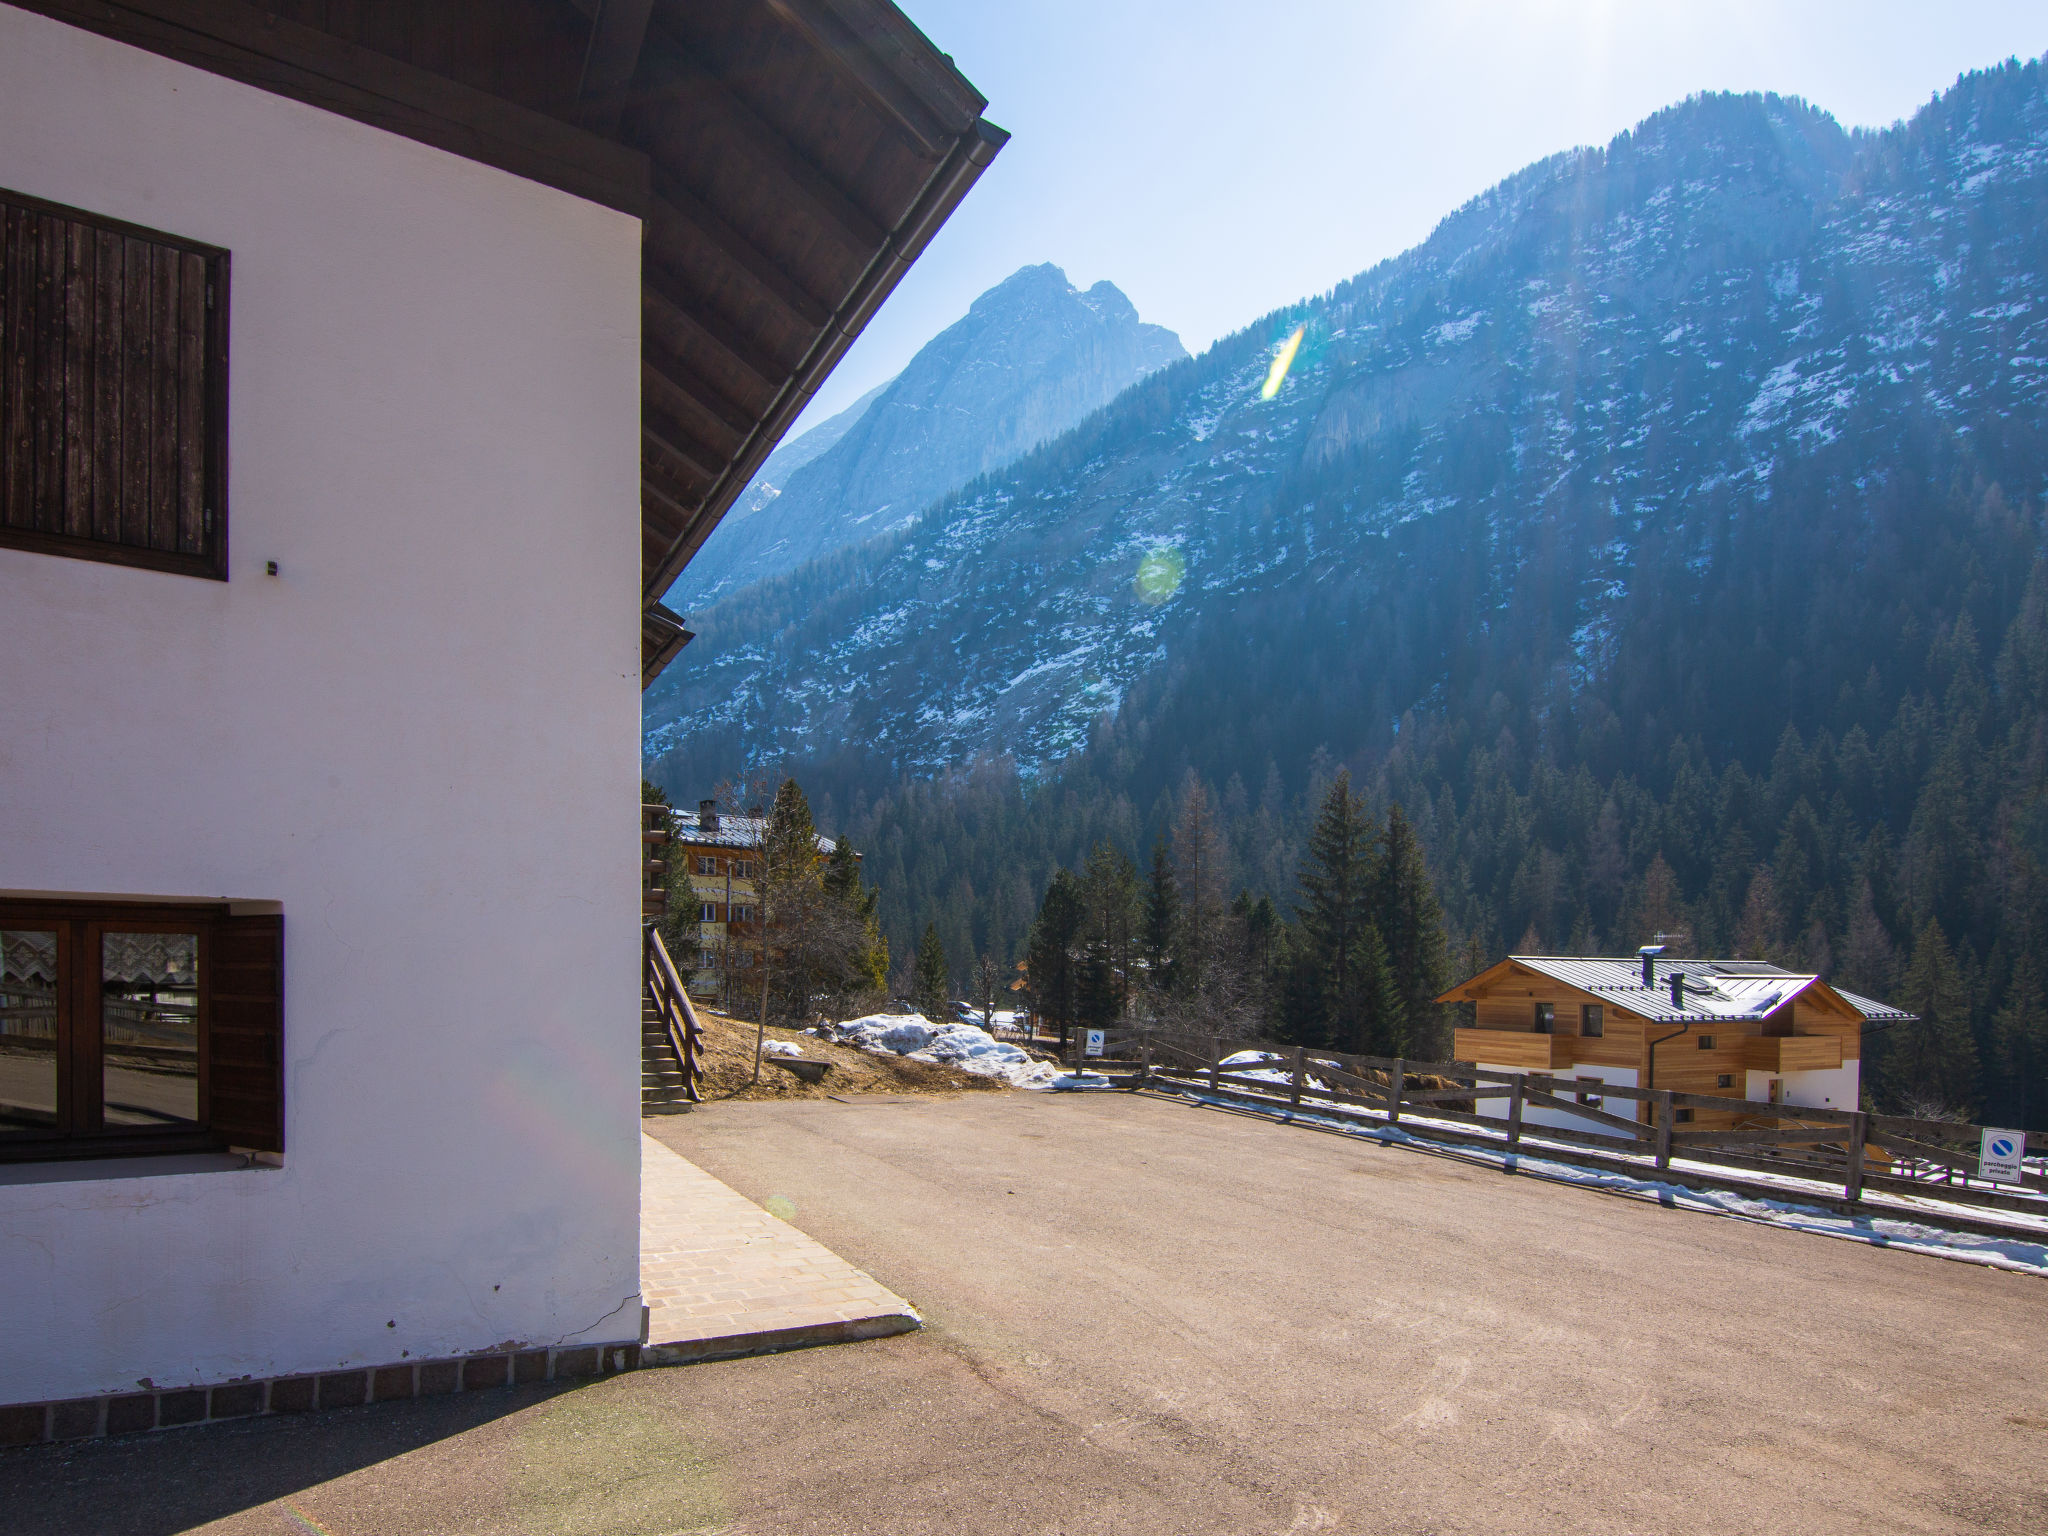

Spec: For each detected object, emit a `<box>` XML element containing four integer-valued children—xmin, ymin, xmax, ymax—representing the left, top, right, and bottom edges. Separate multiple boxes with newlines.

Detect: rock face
<box><xmin>669</xmin><ymin>264</ymin><xmax>1187</xmax><ymax>609</ymax></box>
<box><xmin>646</xmin><ymin>64</ymin><xmax>2048</xmax><ymax>803</ymax></box>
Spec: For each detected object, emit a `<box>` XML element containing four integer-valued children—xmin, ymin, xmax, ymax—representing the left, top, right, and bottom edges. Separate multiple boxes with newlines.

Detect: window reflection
<box><xmin>102</xmin><ymin>932</ymin><xmax>199</xmax><ymax>1127</ymax></box>
<box><xmin>0</xmin><ymin>930</ymin><xmax>59</xmax><ymax>1135</ymax></box>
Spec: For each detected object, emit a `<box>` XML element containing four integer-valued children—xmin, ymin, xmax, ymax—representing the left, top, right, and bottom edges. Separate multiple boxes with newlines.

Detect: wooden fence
<box><xmin>1069</xmin><ymin>1031</ymin><xmax>2047</xmax><ymax>1231</ymax></box>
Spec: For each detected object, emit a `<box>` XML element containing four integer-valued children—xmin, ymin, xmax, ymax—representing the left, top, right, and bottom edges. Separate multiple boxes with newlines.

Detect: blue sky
<box><xmin>792</xmin><ymin>0</ymin><xmax>2047</xmax><ymax>433</ymax></box>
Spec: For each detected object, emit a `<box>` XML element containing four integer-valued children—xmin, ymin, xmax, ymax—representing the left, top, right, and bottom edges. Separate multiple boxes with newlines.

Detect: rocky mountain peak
<box><xmin>668</xmin><ymin>263</ymin><xmax>1187</xmax><ymax>609</ymax></box>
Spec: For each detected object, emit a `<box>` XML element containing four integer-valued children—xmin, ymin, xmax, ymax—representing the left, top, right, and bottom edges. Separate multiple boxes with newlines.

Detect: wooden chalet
<box><xmin>1440</xmin><ymin>952</ymin><xmax>1913</xmax><ymax>1134</ymax></box>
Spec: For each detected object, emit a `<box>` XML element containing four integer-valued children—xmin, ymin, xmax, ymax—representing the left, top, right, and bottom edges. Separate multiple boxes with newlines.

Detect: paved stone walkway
<box><xmin>639</xmin><ymin>1131</ymin><xmax>918</xmax><ymax>1362</ymax></box>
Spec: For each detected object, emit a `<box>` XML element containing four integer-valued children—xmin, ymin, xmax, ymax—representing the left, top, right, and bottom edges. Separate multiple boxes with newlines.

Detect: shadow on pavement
<box><xmin>0</xmin><ymin>1379</ymin><xmax>579</xmax><ymax>1536</ymax></box>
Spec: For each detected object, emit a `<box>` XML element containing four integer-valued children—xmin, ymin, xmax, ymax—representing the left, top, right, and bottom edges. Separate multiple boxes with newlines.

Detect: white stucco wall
<box><xmin>0</xmin><ymin>6</ymin><xmax>644</xmax><ymax>1402</ymax></box>
<box><xmin>1774</xmin><ymin>1064</ymin><xmax>1860</xmax><ymax>1113</ymax></box>
<box><xmin>1477</xmin><ymin>1065</ymin><xmax>1641</xmax><ymax>1140</ymax></box>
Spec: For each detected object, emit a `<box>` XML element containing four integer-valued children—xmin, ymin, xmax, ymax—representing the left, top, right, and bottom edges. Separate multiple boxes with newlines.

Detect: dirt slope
<box><xmin>690</xmin><ymin>1007</ymin><xmax>1010</xmax><ymax>1102</ymax></box>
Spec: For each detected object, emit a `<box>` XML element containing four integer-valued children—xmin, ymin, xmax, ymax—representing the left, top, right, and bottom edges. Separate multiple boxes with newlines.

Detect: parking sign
<box><xmin>1084</xmin><ymin>1029</ymin><xmax>1106</xmax><ymax>1058</ymax></box>
<box><xmin>1979</xmin><ymin>1127</ymin><xmax>2026</xmax><ymax>1184</ymax></box>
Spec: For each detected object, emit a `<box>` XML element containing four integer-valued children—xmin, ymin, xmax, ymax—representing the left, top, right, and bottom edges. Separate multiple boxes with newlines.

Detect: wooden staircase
<box><xmin>643</xmin><ymin>926</ymin><xmax>704</xmax><ymax>1115</ymax></box>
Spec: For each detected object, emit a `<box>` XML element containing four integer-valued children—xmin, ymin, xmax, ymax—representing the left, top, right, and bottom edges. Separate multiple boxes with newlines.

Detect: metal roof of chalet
<box><xmin>670</xmin><ymin>814</ymin><xmax>835</xmax><ymax>855</ymax></box>
<box><xmin>25</xmin><ymin>0</ymin><xmax>1005</xmax><ymax>687</ymax></box>
<box><xmin>1445</xmin><ymin>955</ymin><xmax>1916</xmax><ymax>1026</ymax></box>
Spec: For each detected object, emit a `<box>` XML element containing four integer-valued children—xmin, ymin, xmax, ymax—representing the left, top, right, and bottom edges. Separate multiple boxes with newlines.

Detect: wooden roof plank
<box><xmin>647</xmin><ymin>179</ymin><xmax>831</xmax><ymax>331</ymax></box>
<box><xmin>758</xmin><ymin>0</ymin><xmax>945</xmax><ymax>154</ymax></box>
<box><xmin>641</xmin><ymin>277</ymin><xmax>782</xmax><ymax>403</ymax></box>
<box><xmin>642</xmin><ymin>355</ymin><xmax>749</xmax><ymax>455</ymax></box>
<box><xmin>13</xmin><ymin>0</ymin><xmax>652</xmax><ymax>215</ymax></box>
<box><xmin>637</xmin><ymin>44</ymin><xmax>889</xmax><ymax>256</ymax></box>
<box><xmin>572</xmin><ymin>0</ymin><xmax>657</xmax><ymax>134</ymax></box>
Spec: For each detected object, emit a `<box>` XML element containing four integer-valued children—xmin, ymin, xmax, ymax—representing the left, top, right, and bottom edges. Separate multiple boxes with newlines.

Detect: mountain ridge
<box><xmin>667</xmin><ymin>262</ymin><xmax>1187</xmax><ymax>609</ymax></box>
<box><xmin>647</xmin><ymin>62</ymin><xmax>2048</xmax><ymax>1129</ymax></box>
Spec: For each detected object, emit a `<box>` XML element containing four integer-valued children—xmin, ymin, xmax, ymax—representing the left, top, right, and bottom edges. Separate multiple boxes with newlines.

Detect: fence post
<box><xmin>1506</xmin><ymin>1073</ymin><xmax>1525</xmax><ymax>1160</ymax></box>
<box><xmin>1845</xmin><ymin>1110</ymin><xmax>1867</xmax><ymax>1204</ymax></box>
<box><xmin>1142</xmin><ymin>1035</ymin><xmax>1153</xmax><ymax>1082</ymax></box>
<box><xmin>1290</xmin><ymin>1047</ymin><xmax>1305</xmax><ymax>1111</ymax></box>
<box><xmin>1655</xmin><ymin>1090</ymin><xmax>1675</xmax><ymax>1171</ymax></box>
<box><xmin>1386</xmin><ymin>1058</ymin><xmax>1405</xmax><ymax>1125</ymax></box>
<box><xmin>1209</xmin><ymin>1037</ymin><xmax>1221</xmax><ymax>1094</ymax></box>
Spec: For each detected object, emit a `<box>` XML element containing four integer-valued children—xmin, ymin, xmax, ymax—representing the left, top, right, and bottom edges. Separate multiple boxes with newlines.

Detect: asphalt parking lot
<box><xmin>8</xmin><ymin>1089</ymin><xmax>2046</xmax><ymax>1535</ymax></box>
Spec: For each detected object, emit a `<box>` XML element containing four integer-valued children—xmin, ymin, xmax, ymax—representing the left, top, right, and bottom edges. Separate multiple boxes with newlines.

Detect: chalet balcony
<box><xmin>1741</xmin><ymin>1035</ymin><xmax>1843</xmax><ymax>1073</ymax></box>
<box><xmin>1453</xmin><ymin>1028</ymin><xmax>1575</xmax><ymax>1072</ymax></box>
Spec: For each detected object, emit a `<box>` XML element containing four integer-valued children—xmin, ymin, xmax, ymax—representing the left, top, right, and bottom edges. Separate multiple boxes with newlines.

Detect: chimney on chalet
<box><xmin>698</xmin><ymin>799</ymin><xmax>718</xmax><ymax>833</ymax></box>
<box><xmin>1639</xmin><ymin>944</ymin><xmax>1664</xmax><ymax>988</ymax></box>
<box><xmin>1669</xmin><ymin>971</ymin><xmax>1687</xmax><ymax>1010</ymax></box>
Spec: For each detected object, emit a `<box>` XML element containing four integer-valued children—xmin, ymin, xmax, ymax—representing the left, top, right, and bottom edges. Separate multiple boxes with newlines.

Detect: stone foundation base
<box><xmin>0</xmin><ymin>1342</ymin><xmax>643</xmax><ymax>1449</ymax></box>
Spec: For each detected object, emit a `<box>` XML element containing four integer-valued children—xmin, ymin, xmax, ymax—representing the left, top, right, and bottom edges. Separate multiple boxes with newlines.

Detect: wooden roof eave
<box><xmin>9</xmin><ymin>1</ymin><xmax>1003</xmax><ymax>692</ymax></box>
<box><xmin>637</xmin><ymin>111</ymin><xmax>1006</xmax><ymax>620</ymax></box>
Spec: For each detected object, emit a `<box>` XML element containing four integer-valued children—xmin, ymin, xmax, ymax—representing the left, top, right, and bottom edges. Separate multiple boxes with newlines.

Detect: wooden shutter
<box><xmin>0</xmin><ymin>186</ymin><xmax>228</xmax><ymax>578</ymax></box>
<box><xmin>210</xmin><ymin>913</ymin><xmax>284</xmax><ymax>1153</ymax></box>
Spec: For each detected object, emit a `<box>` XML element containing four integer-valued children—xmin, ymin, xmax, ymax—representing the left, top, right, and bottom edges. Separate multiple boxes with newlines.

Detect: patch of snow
<box><xmin>824</xmin><ymin>1013</ymin><xmax>1061</xmax><ymax>1089</ymax></box>
<box><xmin>1173</xmin><ymin>1089</ymin><xmax>2048</xmax><ymax>1276</ymax></box>
<box><xmin>1433</xmin><ymin>312</ymin><xmax>1483</xmax><ymax>344</ymax></box>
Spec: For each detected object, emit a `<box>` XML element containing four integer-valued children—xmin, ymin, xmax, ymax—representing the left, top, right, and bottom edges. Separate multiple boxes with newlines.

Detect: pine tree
<box><xmin>1629</xmin><ymin>853</ymin><xmax>1688</xmax><ymax>950</ymax></box>
<box><xmin>1028</xmin><ymin>868</ymin><xmax>1086</xmax><ymax>1039</ymax></box>
<box><xmin>1883</xmin><ymin>918</ymin><xmax>1978</xmax><ymax>1115</ymax></box>
<box><xmin>1142</xmin><ymin>836</ymin><xmax>1179</xmax><ymax>995</ymax></box>
<box><xmin>1734</xmin><ymin>869</ymin><xmax>1787</xmax><ymax>962</ymax></box>
<box><xmin>1992</xmin><ymin>947</ymin><xmax>2047</xmax><ymax>1131</ymax></box>
<box><xmin>1838</xmin><ymin>875</ymin><xmax>1898</xmax><ymax>997</ymax></box>
<box><xmin>1172</xmin><ymin>773</ymin><xmax>1229</xmax><ymax>996</ymax></box>
<box><xmin>912</xmin><ymin>922</ymin><xmax>951</xmax><ymax>1020</ymax></box>
<box><xmin>1294</xmin><ymin>772</ymin><xmax>1393</xmax><ymax>1054</ymax></box>
<box><xmin>1378</xmin><ymin>804</ymin><xmax>1451</xmax><ymax>1059</ymax></box>
<box><xmin>823</xmin><ymin>839</ymin><xmax>889</xmax><ymax>998</ymax></box>
<box><xmin>1076</xmin><ymin>953</ymin><xmax>1120</xmax><ymax>1035</ymax></box>
<box><xmin>1080</xmin><ymin>842</ymin><xmax>1141</xmax><ymax>1006</ymax></box>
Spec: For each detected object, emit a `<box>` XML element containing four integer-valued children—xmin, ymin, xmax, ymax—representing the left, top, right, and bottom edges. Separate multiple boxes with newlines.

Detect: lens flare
<box><xmin>1261</xmin><ymin>323</ymin><xmax>1305</xmax><ymax>400</ymax></box>
<box><xmin>1134</xmin><ymin>546</ymin><xmax>1185</xmax><ymax>605</ymax></box>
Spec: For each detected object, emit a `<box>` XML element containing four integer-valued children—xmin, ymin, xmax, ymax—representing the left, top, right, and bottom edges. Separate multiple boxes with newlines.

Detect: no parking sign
<box><xmin>1979</xmin><ymin>1127</ymin><xmax>2026</xmax><ymax>1184</ymax></box>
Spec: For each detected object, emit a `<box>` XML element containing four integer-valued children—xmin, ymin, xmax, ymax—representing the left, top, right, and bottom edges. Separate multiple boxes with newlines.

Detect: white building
<box><xmin>0</xmin><ymin>0</ymin><xmax>999</xmax><ymax>1442</ymax></box>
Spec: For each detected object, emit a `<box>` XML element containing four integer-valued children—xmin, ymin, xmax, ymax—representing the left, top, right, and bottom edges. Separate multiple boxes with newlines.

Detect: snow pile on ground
<box><xmin>1219</xmin><ymin>1050</ymin><xmax>1328</xmax><ymax>1091</ymax></box>
<box><xmin>761</xmin><ymin>1040</ymin><xmax>805</xmax><ymax>1058</ymax></box>
<box><xmin>1175</xmin><ymin>1086</ymin><xmax>2048</xmax><ymax>1277</ymax></box>
<box><xmin>826</xmin><ymin>1013</ymin><xmax>1061</xmax><ymax>1089</ymax></box>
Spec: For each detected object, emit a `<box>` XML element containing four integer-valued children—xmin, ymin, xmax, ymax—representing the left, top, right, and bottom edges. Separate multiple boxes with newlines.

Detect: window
<box><xmin>1575</xmin><ymin>1075</ymin><xmax>1603</xmax><ymax>1108</ymax></box>
<box><xmin>0</xmin><ymin>188</ymin><xmax>229</xmax><ymax>579</ymax></box>
<box><xmin>730</xmin><ymin>904</ymin><xmax>754</xmax><ymax>924</ymax></box>
<box><xmin>1716</xmin><ymin>1073</ymin><xmax>1734</xmax><ymax>1090</ymax></box>
<box><xmin>698</xmin><ymin>902</ymin><xmax>717</xmax><ymax>923</ymax></box>
<box><xmin>1674</xmin><ymin>1107</ymin><xmax>1696</xmax><ymax>1123</ymax></box>
<box><xmin>1580</xmin><ymin>1004</ymin><xmax>1603</xmax><ymax>1037</ymax></box>
<box><xmin>1697</xmin><ymin>1035</ymin><xmax>1716</xmax><ymax>1050</ymax></box>
<box><xmin>731</xmin><ymin>860</ymin><xmax>755</xmax><ymax>881</ymax></box>
<box><xmin>0</xmin><ymin>900</ymin><xmax>280</xmax><ymax>1161</ymax></box>
<box><xmin>695</xmin><ymin>856</ymin><xmax>718</xmax><ymax>876</ymax></box>
<box><xmin>1533</xmin><ymin>1002</ymin><xmax>1554</xmax><ymax>1033</ymax></box>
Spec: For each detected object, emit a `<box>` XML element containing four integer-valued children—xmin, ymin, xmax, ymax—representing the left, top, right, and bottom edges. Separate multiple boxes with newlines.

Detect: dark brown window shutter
<box><xmin>210</xmin><ymin>914</ymin><xmax>284</xmax><ymax>1153</ymax></box>
<box><xmin>0</xmin><ymin>186</ymin><xmax>228</xmax><ymax>579</ymax></box>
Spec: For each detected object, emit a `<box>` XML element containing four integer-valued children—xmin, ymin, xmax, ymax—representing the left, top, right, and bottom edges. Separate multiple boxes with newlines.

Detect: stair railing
<box><xmin>644</xmin><ymin>925</ymin><xmax>704</xmax><ymax>1103</ymax></box>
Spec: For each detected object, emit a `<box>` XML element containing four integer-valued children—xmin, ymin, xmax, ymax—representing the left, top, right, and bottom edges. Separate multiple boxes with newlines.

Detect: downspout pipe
<box><xmin>1645</xmin><ymin>1013</ymin><xmax>1691</xmax><ymax>1114</ymax></box>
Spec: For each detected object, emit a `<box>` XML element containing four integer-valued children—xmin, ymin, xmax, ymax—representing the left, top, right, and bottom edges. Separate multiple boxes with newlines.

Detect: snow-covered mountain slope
<box><xmin>668</xmin><ymin>263</ymin><xmax>1186</xmax><ymax>609</ymax></box>
<box><xmin>646</xmin><ymin>64</ymin><xmax>2048</xmax><ymax>798</ymax></box>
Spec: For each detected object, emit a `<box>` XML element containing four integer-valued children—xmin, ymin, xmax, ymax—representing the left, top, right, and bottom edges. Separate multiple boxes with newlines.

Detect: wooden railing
<box><xmin>644</xmin><ymin>926</ymin><xmax>703</xmax><ymax>1103</ymax></box>
<box><xmin>1087</xmin><ymin>1033</ymin><xmax>2047</xmax><ymax>1231</ymax></box>
<box><xmin>642</xmin><ymin>804</ymin><xmax>671</xmax><ymax>921</ymax></box>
